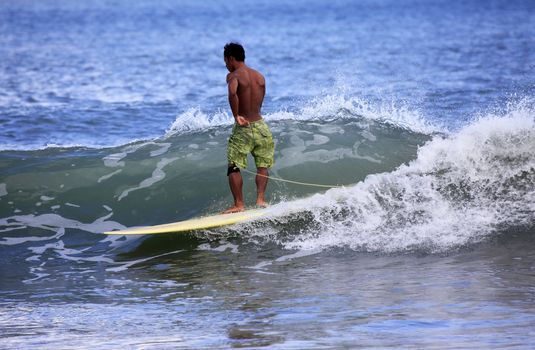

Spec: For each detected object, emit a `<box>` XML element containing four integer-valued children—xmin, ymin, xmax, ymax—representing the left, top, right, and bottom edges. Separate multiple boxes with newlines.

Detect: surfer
<box><xmin>223</xmin><ymin>42</ymin><xmax>275</xmax><ymax>213</ymax></box>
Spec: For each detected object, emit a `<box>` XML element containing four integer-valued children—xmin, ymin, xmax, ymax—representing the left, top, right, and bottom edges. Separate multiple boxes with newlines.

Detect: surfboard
<box><xmin>104</xmin><ymin>209</ymin><xmax>267</xmax><ymax>235</ymax></box>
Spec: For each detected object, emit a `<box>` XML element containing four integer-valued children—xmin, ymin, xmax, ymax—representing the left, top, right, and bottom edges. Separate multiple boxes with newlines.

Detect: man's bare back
<box><xmin>225</xmin><ymin>55</ymin><xmax>265</xmax><ymax>126</ymax></box>
<box><xmin>226</xmin><ymin>66</ymin><xmax>265</xmax><ymax>123</ymax></box>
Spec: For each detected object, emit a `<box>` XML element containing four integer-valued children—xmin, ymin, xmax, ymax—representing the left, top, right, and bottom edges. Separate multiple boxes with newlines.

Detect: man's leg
<box><xmin>256</xmin><ymin>167</ymin><xmax>269</xmax><ymax>207</ymax></box>
<box><xmin>224</xmin><ymin>165</ymin><xmax>245</xmax><ymax>213</ymax></box>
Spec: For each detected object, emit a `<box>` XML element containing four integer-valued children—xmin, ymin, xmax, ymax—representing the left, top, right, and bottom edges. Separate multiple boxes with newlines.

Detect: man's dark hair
<box><xmin>224</xmin><ymin>42</ymin><xmax>245</xmax><ymax>62</ymax></box>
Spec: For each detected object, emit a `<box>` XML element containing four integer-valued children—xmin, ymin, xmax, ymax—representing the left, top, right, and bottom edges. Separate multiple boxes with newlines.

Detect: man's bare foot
<box><xmin>222</xmin><ymin>205</ymin><xmax>246</xmax><ymax>214</ymax></box>
<box><xmin>256</xmin><ymin>200</ymin><xmax>269</xmax><ymax>208</ymax></box>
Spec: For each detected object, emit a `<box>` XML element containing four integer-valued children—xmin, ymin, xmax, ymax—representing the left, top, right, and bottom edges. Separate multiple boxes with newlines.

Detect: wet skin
<box><xmin>223</xmin><ymin>55</ymin><xmax>269</xmax><ymax>213</ymax></box>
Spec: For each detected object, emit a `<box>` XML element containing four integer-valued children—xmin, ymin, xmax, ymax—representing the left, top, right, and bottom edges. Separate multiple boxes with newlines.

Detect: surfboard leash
<box><xmin>240</xmin><ymin>167</ymin><xmax>344</xmax><ymax>189</ymax></box>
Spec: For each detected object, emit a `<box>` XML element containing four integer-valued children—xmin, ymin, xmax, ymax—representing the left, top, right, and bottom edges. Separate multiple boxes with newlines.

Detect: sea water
<box><xmin>1</xmin><ymin>0</ymin><xmax>534</xmax><ymax>349</ymax></box>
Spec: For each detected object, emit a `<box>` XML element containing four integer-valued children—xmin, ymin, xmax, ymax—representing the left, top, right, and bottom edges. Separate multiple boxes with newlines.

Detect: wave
<box><xmin>228</xmin><ymin>104</ymin><xmax>535</xmax><ymax>253</ymax></box>
<box><xmin>0</xmin><ymin>98</ymin><xmax>533</xmax><ymax>256</ymax></box>
<box><xmin>0</xmin><ymin>94</ymin><xmax>438</xmax><ymax>152</ymax></box>
<box><xmin>0</xmin><ymin>138</ymin><xmax>150</xmax><ymax>152</ymax></box>
<box><xmin>164</xmin><ymin>94</ymin><xmax>441</xmax><ymax>137</ymax></box>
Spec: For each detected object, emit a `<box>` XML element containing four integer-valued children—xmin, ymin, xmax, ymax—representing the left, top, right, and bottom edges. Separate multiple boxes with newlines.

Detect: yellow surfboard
<box><xmin>104</xmin><ymin>209</ymin><xmax>267</xmax><ymax>235</ymax></box>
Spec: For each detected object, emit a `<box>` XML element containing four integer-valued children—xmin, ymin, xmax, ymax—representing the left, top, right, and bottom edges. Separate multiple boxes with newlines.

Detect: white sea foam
<box><xmin>149</xmin><ymin>143</ymin><xmax>171</xmax><ymax>157</ymax></box>
<box><xmin>0</xmin><ymin>227</ymin><xmax>64</xmax><ymax>246</ymax></box>
<box><xmin>164</xmin><ymin>94</ymin><xmax>440</xmax><ymax>138</ymax></box>
<box><xmin>106</xmin><ymin>249</ymin><xmax>184</xmax><ymax>272</ymax></box>
<box><xmin>250</xmin><ymin>249</ymin><xmax>321</xmax><ymax>270</ymax></box>
<box><xmin>103</xmin><ymin>142</ymin><xmax>152</xmax><ymax>168</ymax></box>
<box><xmin>100</xmin><ymin>142</ymin><xmax>174</xmax><ymax>183</ymax></box>
<box><xmin>275</xmin><ymin>129</ymin><xmax>383</xmax><ymax>169</ymax></box>
<box><xmin>198</xmin><ymin>241</ymin><xmax>239</xmax><ymax>254</ymax></box>
<box><xmin>0</xmin><ymin>212</ymin><xmax>126</xmax><ymax>246</ymax></box>
<box><xmin>20</xmin><ymin>229</ymin><xmax>120</xmax><ymax>283</ymax></box>
<box><xmin>0</xmin><ymin>183</ymin><xmax>7</xmax><ymax>199</ymax></box>
<box><xmin>165</xmin><ymin>108</ymin><xmax>231</xmax><ymax>136</ymax></box>
<box><xmin>0</xmin><ymin>212</ymin><xmax>133</xmax><ymax>282</ymax></box>
<box><xmin>0</xmin><ymin>139</ymin><xmax>147</xmax><ymax>152</ymax></box>
<box><xmin>98</xmin><ymin>169</ymin><xmax>122</xmax><ymax>183</ymax></box>
<box><xmin>281</xmin><ymin>94</ymin><xmax>437</xmax><ymax>134</ymax></box>
<box><xmin>235</xmin><ymin>105</ymin><xmax>535</xmax><ymax>253</ymax></box>
<box><xmin>23</xmin><ymin>269</ymin><xmax>51</xmax><ymax>283</ymax></box>
<box><xmin>0</xmin><ymin>226</ymin><xmax>27</xmax><ymax>233</ymax></box>
<box><xmin>118</xmin><ymin>157</ymin><xmax>179</xmax><ymax>201</ymax></box>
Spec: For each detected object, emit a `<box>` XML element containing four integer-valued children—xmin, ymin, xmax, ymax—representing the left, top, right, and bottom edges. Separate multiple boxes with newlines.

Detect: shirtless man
<box><xmin>223</xmin><ymin>43</ymin><xmax>275</xmax><ymax>213</ymax></box>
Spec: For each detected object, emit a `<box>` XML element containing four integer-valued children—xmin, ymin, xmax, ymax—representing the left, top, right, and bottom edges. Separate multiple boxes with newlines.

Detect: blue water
<box><xmin>2</xmin><ymin>0</ymin><xmax>533</xmax><ymax>149</ymax></box>
<box><xmin>1</xmin><ymin>0</ymin><xmax>534</xmax><ymax>348</ymax></box>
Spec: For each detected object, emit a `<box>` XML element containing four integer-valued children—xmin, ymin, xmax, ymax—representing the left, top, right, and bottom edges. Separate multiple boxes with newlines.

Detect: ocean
<box><xmin>1</xmin><ymin>0</ymin><xmax>534</xmax><ymax>348</ymax></box>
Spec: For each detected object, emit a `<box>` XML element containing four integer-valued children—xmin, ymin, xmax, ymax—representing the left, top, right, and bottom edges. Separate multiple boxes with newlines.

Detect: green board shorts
<box><xmin>227</xmin><ymin>119</ymin><xmax>275</xmax><ymax>169</ymax></box>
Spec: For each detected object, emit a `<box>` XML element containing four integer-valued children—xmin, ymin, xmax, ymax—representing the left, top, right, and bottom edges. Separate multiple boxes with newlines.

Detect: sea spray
<box><xmin>234</xmin><ymin>107</ymin><xmax>535</xmax><ymax>253</ymax></box>
<box><xmin>164</xmin><ymin>93</ymin><xmax>441</xmax><ymax>138</ymax></box>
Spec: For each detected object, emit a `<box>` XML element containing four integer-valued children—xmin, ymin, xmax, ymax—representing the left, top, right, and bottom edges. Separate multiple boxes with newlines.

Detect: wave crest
<box><xmin>164</xmin><ymin>94</ymin><xmax>441</xmax><ymax>138</ymax></box>
<box><xmin>241</xmin><ymin>103</ymin><xmax>535</xmax><ymax>253</ymax></box>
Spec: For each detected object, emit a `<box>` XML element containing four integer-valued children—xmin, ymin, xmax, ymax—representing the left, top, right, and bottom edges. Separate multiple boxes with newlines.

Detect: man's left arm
<box><xmin>227</xmin><ymin>74</ymin><xmax>249</xmax><ymax>126</ymax></box>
